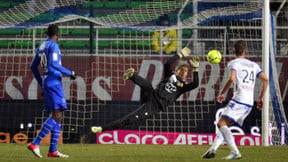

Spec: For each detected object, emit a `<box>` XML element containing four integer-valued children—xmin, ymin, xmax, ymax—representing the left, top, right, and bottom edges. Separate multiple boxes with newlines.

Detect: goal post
<box><xmin>262</xmin><ymin>0</ymin><xmax>270</xmax><ymax>147</ymax></box>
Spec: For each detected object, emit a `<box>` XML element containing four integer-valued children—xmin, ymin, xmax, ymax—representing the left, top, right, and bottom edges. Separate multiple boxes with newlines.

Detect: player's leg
<box><xmin>220</xmin><ymin>105</ymin><xmax>251</xmax><ymax>160</ymax></box>
<box><xmin>46</xmin><ymin>84</ymin><xmax>69</xmax><ymax>158</ymax></box>
<box><xmin>47</xmin><ymin>110</ymin><xmax>68</xmax><ymax>158</ymax></box>
<box><xmin>91</xmin><ymin>97</ymin><xmax>160</xmax><ymax>133</ymax></box>
<box><xmin>123</xmin><ymin>68</ymin><xmax>154</xmax><ymax>103</ymax></box>
<box><xmin>28</xmin><ymin>86</ymin><xmax>54</xmax><ymax>158</ymax></box>
<box><xmin>203</xmin><ymin>101</ymin><xmax>244</xmax><ymax>159</ymax></box>
<box><xmin>123</xmin><ymin>68</ymin><xmax>153</xmax><ymax>91</ymax></box>
<box><xmin>202</xmin><ymin>106</ymin><xmax>225</xmax><ymax>159</ymax></box>
<box><xmin>130</xmin><ymin>74</ymin><xmax>154</xmax><ymax>103</ymax></box>
<box><xmin>82</xmin><ymin>104</ymin><xmax>156</xmax><ymax>142</ymax></box>
<box><xmin>97</xmin><ymin>104</ymin><xmax>154</xmax><ymax>131</ymax></box>
<box><xmin>28</xmin><ymin>116</ymin><xmax>55</xmax><ymax>158</ymax></box>
<box><xmin>217</xmin><ymin>117</ymin><xmax>241</xmax><ymax>160</ymax></box>
<box><xmin>217</xmin><ymin>101</ymin><xmax>247</xmax><ymax>160</ymax></box>
<box><xmin>211</xmin><ymin>129</ymin><xmax>224</xmax><ymax>151</ymax></box>
<box><xmin>202</xmin><ymin>129</ymin><xmax>224</xmax><ymax>158</ymax></box>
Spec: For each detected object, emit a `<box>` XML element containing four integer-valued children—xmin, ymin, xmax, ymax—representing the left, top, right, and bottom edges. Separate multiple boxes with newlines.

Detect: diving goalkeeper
<box><xmin>90</xmin><ymin>47</ymin><xmax>200</xmax><ymax>133</ymax></box>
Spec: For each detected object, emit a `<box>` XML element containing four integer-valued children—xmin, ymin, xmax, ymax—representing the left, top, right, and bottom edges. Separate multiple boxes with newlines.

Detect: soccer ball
<box><xmin>207</xmin><ymin>50</ymin><xmax>222</xmax><ymax>64</ymax></box>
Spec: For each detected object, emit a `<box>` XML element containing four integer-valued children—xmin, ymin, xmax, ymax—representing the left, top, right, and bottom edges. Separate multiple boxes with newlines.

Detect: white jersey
<box><xmin>228</xmin><ymin>58</ymin><xmax>263</xmax><ymax>106</ymax></box>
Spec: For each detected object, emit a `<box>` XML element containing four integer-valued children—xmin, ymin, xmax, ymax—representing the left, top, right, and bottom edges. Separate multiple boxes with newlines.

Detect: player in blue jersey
<box><xmin>28</xmin><ymin>24</ymin><xmax>76</xmax><ymax>158</ymax></box>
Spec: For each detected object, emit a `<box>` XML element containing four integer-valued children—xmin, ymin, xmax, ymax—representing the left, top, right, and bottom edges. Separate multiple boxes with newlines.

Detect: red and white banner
<box><xmin>1</xmin><ymin>56</ymin><xmax>288</xmax><ymax>102</ymax></box>
<box><xmin>97</xmin><ymin>130</ymin><xmax>262</xmax><ymax>146</ymax></box>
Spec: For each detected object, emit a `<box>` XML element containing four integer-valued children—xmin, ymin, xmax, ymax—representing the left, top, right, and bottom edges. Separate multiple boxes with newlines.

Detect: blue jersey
<box><xmin>30</xmin><ymin>39</ymin><xmax>72</xmax><ymax>87</ymax></box>
<box><xmin>30</xmin><ymin>39</ymin><xmax>71</xmax><ymax>112</ymax></box>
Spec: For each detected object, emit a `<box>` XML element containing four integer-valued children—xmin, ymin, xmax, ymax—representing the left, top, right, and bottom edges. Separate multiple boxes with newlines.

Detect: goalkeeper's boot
<box><xmin>222</xmin><ymin>152</ymin><xmax>242</xmax><ymax>160</ymax></box>
<box><xmin>48</xmin><ymin>151</ymin><xmax>69</xmax><ymax>158</ymax></box>
<box><xmin>202</xmin><ymin>149</ymin><xmax>216</xmax><ymax>159</ymax></box>
<box><xmin>123</xmin><ymin>68</ymin><xmax>135</xmax><ymax>80</ymax></box>
<box><xmin>27</xmin><ymin>142</ymin><xmax>43</xmax><ymax>158</ymax></box>
<box><xmin>91</xmin><ymin>126</ymin><xmax>103</xmax><ymax>133</ymax></box>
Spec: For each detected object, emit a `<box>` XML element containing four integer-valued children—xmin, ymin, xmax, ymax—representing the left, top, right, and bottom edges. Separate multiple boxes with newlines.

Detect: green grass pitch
<box><xmin>0</xmin><ymin>144</ymin><xmax>288</xmax><ymax>162</ymax></box>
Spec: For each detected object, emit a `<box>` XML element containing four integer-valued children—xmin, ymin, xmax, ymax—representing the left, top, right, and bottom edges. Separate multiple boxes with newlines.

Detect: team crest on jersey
<box><xmin>53</xmin><ymin>53</ymin><xmax>59</xmax><ymax>61</ymax></box>
<box><xmin>165</xmin><ymin>82</ymin><xmax>177</xmax><ymax>93</ymax></box>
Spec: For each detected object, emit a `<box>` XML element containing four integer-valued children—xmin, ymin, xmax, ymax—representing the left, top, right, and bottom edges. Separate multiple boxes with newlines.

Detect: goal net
<box><xmin>0</xmin><ymin>0</ymin><xmax>287</xmax><ymax>145</ymax></box>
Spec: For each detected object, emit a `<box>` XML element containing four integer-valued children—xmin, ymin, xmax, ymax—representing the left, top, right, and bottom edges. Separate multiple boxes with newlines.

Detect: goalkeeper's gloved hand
<box><xmin>177</xmin><ymin>47</ymin><xmax>191</xmax><ymax>59</ymax></box>
<box><xmin>189</xmin><ymin>56</ymin><xmax>200</xmax><ymax>72</ymax></box>
<box><xmin>71</xmin><ymin>71</ymin><xmax>76</xmax><ymax>80</ymax></box>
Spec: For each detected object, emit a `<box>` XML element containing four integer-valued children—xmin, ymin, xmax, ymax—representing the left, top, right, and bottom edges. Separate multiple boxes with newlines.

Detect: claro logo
<box><xmin>97</xmin><ymin>130</ymin><xmax>262</xmax><ymax>146</ymax></box>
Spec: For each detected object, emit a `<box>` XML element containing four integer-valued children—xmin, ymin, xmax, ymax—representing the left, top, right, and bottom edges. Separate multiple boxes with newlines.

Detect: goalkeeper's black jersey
<box><xmin>154</xmin><ymin>55</ymin><xmax>199</xmax><ymax>110</ymax></box>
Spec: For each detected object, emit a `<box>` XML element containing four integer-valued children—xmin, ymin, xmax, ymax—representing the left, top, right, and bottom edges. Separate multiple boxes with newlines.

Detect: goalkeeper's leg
<box><xmin>90</xmin><ymin>97</ymin><xmax>160</xmax><ymax>133</ymax></box>
<box><xmin>101</xmin><ymin>102</ymin><xmax>157</xmax><ymax>131</ymax></box>
<box><xmin>130</xmin><ymin>74</ymin><xmax>154</xmax><ymax>104</ymax></box>
<box><xmin>130</xmin><ymin>74</ymin><xmax>153</xmax><ymax>91</ymax></box>
<box><xmin>123</xmin><ymin>68</ymin><xmax>154</xmax><ymax>103</ymax></box>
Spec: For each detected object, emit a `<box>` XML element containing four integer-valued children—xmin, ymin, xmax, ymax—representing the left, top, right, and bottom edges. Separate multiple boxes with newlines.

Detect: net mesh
<box><xmin>0</xmin><ymin>0</ymin><xmax>88</xmax><ymax>29</ymax></box>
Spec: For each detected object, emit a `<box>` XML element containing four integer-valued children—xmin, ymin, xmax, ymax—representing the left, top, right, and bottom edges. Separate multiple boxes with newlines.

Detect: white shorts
<box><xmin>220</xmin><ymin>99</ymin><xmax>253</xmax><ymax>126</ymax></box>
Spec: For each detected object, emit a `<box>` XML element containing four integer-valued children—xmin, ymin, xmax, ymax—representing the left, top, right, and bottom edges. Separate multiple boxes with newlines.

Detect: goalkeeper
<box><xmin>90</xmin><ymin>47</ymin><xmax>200</xmax><ymax>133</ymax></box>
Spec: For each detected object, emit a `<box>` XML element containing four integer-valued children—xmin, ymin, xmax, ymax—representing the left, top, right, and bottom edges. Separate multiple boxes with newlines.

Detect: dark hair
<box><xmin>47</xmin><ymin>24</ymin><xmax>59</xmax><ymax>37</ymax></box>
<box><xmin>234</xmin><ymin>40</ymin><xmax>246</xmax><ymax>56</ymax></box>
<box><xmin>156</xmin><ymin>14</ymin><xmax>170</xmax><ymax>26</ymax></box>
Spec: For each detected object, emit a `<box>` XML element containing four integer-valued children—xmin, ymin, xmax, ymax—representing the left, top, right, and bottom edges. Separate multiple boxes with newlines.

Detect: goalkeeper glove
<box><xmin>189</xmin><ymin>56</ymin><xmax>200</xmax><ymax>72</ymax></box>
<box><xmin>71</xmin><ymin>71</ymin><xmax>76</xmax><ymax>80</ymax></box>
<box><xmin>177</xmin><ymin>47</ymin><xmax>191</xmax><ymax>59</ymax></box>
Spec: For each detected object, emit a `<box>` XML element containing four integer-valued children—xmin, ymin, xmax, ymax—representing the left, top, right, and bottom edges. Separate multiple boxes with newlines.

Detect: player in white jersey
<box><xmin>202</xmin><ymin>40</ymin><xmax>268</xmax><ymax>160</ymax></box>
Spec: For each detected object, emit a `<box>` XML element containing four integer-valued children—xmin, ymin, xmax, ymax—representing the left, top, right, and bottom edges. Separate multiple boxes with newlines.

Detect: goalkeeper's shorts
<box><xmin>43</xmin><ymin>83</ymin><xmax>68</xmax><ymax>114</ymax></box>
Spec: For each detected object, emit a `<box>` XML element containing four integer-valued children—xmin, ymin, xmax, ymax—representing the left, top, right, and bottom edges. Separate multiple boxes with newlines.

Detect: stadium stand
<box><xmin>0</xmin><ymin>0</ymin><xmax>193</xmax><ymax>54</ymax></box>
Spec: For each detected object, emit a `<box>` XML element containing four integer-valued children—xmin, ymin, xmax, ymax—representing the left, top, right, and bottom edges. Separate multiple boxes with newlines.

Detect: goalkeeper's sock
<box><xmin>49</xmin><ymin>122</ymin><xmax>61</xmax><ymax>152</ymax></box>
<box><xmin>32</xmin><ymin>117</ymin><xmax>55</xmax><ymax>145</ymax></box>
<box><xmin>210</xmin><ymin>130</ymin><xmax>224</xmax><ymax>152</ymax></box>
<box><xmin>219</xmin><ymin>126</ymin><xmax>240</xmax><ymax>154</ymax></box>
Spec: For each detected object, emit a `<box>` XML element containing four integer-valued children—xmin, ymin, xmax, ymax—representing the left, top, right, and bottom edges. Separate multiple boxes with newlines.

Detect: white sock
<box><xmin>219</xmin><ymin>126</ymin><xmax>239</xmax><ymax>154</ymax></box>
<box><xmin>210</xmin><ymin>129</ymin><xmax>224</xmax><ymax>152</ymax></box>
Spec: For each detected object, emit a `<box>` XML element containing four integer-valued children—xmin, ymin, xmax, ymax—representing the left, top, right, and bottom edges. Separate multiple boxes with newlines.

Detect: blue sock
<box><xmin>32</xmin><ymin>117</ymin><xmax>56</xmax><ymax>145</ymax></box>
<box><xmin>49</xmin><ymin>122</ymin><xmax>61</xmax><ymax>152</ymax></box>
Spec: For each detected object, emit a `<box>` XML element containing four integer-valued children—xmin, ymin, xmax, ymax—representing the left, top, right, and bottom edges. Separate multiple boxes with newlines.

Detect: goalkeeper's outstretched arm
<box><xmin>164</xmin><ymin>47</ymin><xmax>191</xmax><ymax>78</ymax></box>
<box><xmin>183</xmin><ymin>56</ymin><xmax>200</xmax><ymax>92</ymax></box>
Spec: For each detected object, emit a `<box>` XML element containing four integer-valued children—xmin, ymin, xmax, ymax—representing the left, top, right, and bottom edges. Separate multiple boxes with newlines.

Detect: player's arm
<box><xmin>30</xmin><ymin>53</ymin><xmax>42</xmax><ymax>87</ymax></box>
<box><xmin>50</xmin><ymin>44</ymin><xmax>76</xmax><ymax>79</ymax></box>
<box><xmin>256</xmin><ymin>72</ymin><xmax>268</xmax><ymax>110</ymax></box>
<box><xmin>182</xmin><ymin>72</ymin><xmax>199</xmax><ymax>92</ymax></box>
<box><xmin>182</xmin><ymin>56</ymin><xmax>200</xmax><ymax>92</ymax></box>
<box><xmin>164</xmin><ymin>47</ymin><xmax>191</xmax><ymax>78</ymax></box>
<box><xmin>51</xmin><ymin>55</ymin><xmax>72</xmax><ymax>76</ymax></box>
<box><xmin>217</xmin><ymin>70</ymin><xmax>236</xmax><ymax>103</ymax></box>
